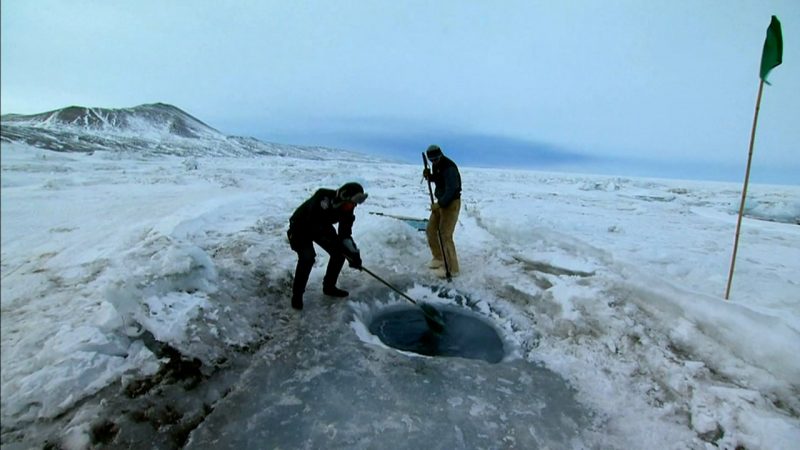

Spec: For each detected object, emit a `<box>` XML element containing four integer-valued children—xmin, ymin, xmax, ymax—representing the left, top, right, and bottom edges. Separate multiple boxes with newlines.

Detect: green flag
<box><xmin>760</xmin><ymin>15</ymin><xmax>783</xmax><ymax>84</ymax></box>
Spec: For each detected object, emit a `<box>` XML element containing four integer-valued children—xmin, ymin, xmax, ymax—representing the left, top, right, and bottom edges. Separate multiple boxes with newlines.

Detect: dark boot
<box><xmin>291</xmin><ymin>242</ymin><xmax>315</xmax><ymax>312</ymax></box>
<box><xmin>291</xmin><ymin>295</ymin><xmax>303</xmax><ymax>310</ymax></box>
<box><xmin>323</xmin><ymin>286</ymin><xmax>349</xmax><ymax>298</ymax></box>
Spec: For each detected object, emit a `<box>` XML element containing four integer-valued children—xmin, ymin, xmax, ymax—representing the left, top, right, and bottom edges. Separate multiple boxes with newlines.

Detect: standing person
<box><xmin>287</xmin><ymin>182</ymin><xmax>366</xmax><ymax>310</ymax></box>
<box><xmin>423</xmin><ymin>145</ymin><xmax>461</xmax><ymax>278</ymax></box>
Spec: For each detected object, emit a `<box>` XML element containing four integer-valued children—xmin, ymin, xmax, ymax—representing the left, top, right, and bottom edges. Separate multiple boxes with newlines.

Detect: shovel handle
<box><xmin>359</xmin><ymin>266</ymin><xmax>445</xmax><ymax>332</ymax></box>
<box><xmin>360</xmin><ymin>266</ymin><xmax>418</xmax><ymax>305</ymax></box>
<box><xmin>422</xmin><ymin>153</ymin><xmax>436</xmax><ymax>205</ymax></box>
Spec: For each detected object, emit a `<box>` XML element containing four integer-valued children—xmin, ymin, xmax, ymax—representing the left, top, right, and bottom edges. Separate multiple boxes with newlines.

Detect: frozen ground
<box><xmin>1</xmin><ymin>142</ymin><xmax>799</xmax><ymax>449</ymax></box>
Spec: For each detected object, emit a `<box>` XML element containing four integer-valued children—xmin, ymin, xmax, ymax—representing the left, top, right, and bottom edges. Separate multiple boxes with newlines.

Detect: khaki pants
<box><xmin>427</xmin><ymin>198</ymin><xmax>460</xmax><ymax>273</ymax></box>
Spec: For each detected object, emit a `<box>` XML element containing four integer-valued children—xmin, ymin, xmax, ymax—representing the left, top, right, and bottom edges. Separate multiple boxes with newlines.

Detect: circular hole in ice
<box><xmin>368</xmin><ymin>305</ymin><xmax>505</xmax><ymax>363</ymax></box>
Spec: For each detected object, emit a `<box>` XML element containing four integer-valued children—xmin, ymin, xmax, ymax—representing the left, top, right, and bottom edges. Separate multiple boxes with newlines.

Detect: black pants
<box><xmin>289</xmin><ymin>225</ymin><xmax>344</xmax><ymax>299</ymax></box>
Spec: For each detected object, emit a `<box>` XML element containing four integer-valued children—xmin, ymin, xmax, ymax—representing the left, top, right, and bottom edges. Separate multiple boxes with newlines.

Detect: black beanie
<box><xmin>336</xmin><ymin>182</ymin><xmax>368</xmax><ymax>204</ymax></box>
<box><xmin>426</xmin><ymin>145</ymin><xmax>443</xmax><ymax>159</ymax></box>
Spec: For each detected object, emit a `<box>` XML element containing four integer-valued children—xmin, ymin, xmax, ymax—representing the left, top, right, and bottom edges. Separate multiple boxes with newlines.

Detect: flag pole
<box><xmin>725</xmin><ymin>15</ymin><xmax>782</xmax><ymax>300</ymax></box>
<box><xmin>724</xmin><ymin>79</ymin><xmax>765</xmax><ymax>300</ymax></box>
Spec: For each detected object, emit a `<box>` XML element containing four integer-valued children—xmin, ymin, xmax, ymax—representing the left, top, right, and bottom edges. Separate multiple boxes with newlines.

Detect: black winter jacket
<box><xmin>289</xmin><ymin>188</ymin><xmax>355</xmax><ymax>239</ymax></box>
<box><xmin>429</xmin><ymin>156</ymin><xmax>462</xmax><ymax>208</ymax></box>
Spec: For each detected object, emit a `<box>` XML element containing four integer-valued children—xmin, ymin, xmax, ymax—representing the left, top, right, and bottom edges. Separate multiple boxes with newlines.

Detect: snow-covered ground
<box><xmin>1</xmin><ymin>142</ymin><xmax>798</xmax><ymax>449</ymax></box>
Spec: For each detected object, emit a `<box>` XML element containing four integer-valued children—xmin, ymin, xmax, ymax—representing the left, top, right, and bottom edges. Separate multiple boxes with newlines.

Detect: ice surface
<box><xmin>1</xmin><ymin>142</ymin><xmax>798</xmax><ymax>449</ymax></box>
<box><xmin>185</xmin><ymin>295</ymin><xmax>589</xmax><ymax>449</ymax></box>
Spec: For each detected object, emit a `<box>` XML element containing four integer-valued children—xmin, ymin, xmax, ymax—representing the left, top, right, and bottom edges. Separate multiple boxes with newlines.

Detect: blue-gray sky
<box><xmin>2</xmin><ymin>1</ymin><xmax>798</xmax><ymax>184</ymax></box>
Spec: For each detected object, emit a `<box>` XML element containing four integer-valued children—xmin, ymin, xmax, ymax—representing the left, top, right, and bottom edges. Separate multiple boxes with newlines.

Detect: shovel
<box><xmin>359</xmin><ymin>266</ymin><xmax>445</xmax><ymax>333</ymax></box>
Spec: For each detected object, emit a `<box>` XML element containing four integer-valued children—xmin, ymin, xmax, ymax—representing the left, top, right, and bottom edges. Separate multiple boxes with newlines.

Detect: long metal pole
<box><xmin>359</xmin><ymin>266</ymin><xmax>445</xmax><ymax>331</ymax></box>
<box><xmin>725</xmin><ymin>79</ymin><xmax>765</xmax><ymax>300</ymax></box>
<box><xmin>360</xmin><ymin>266</ymin><xmax>419</xmax><ymax>305</ymax></box>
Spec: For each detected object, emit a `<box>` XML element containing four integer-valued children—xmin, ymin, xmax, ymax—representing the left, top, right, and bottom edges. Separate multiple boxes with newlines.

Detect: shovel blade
<box><xmin>419</xmin><ymin>303</ymin><xmax>445</xmax><ymax>333</ymax></box>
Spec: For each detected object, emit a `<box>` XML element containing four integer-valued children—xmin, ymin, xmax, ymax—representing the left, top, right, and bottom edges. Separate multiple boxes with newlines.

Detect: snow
<box><xmin>1</xmin><ymin>141</ymin><xmax>798</xmax><ymax>449</ymax></box>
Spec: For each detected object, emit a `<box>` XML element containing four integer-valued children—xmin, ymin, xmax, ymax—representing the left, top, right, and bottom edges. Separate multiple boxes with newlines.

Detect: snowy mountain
<box><xmin>0</xmin><ymin>103</ymin><xmax>377</xmax><ymax>160</ymax></box>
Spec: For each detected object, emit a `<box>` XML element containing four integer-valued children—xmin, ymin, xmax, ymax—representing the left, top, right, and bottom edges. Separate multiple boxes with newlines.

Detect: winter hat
<box><xmin>426</xmin><ymin>145</ymin><xmax>443</xmax><ymax>160</ymax></box>
<box><xmin>336</xmin><ymin>182</ymin><xmax>368</xmax><ymax>205</ymax></box>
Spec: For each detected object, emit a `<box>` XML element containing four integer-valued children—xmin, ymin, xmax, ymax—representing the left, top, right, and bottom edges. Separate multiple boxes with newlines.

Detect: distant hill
<box><xmin>0</xmin><ymin>103</ymin><xmax>377</xmax><ymax>161</ymax></box>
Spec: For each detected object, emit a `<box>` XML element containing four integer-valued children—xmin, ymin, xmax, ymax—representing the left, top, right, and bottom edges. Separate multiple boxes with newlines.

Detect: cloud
<box><xmin>340</xmin><ymin>129</ymin><xmax>594</xmax><ymax>169</ymax></box>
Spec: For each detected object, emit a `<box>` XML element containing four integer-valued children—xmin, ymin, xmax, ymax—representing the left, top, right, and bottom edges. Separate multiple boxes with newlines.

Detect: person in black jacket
<box><xmin>422</xmin><ymin>145</ymin><xmax>461</xmax><ymax>277</ymax></box>
<box><xmin>287</xmin><ymin>182</ymin><xmax>367</xmax><ymax>310</ymax></box>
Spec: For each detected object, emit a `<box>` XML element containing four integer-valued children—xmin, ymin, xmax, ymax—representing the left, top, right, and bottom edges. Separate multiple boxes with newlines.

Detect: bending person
<box><xmin>287</xmin><ymin>182</ymin><xmax>366</xmax><ymax>310</ymax></box>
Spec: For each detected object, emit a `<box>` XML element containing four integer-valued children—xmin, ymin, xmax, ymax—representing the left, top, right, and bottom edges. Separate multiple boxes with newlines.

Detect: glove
<box><xmin>422</xmin><ymin>168</ymin><xmax>430</xmax><ymax>180</ymax></box>
<box><xmin>342</xmin><ymin>238</ymin><xmax>362</xmax><ymax>269</ymax></box>
<box><xmin>347</xmin><ymin>252</ymin><xmax>362</xmax><ymax>269</ymax></box>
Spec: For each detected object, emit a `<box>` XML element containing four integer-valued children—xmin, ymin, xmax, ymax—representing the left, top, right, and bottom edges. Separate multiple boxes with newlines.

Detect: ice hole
<box><xmin>368</xmin><ymin>305</ymin><xmax>505</xmax><ymax>363</ymax></box>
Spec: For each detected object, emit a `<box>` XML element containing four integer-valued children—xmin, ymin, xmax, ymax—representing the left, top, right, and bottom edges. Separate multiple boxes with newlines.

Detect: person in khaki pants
<box><xmin>422</xmin><ymin>145</ymin><xmax>462</xmax><ymax>278</ymax></box>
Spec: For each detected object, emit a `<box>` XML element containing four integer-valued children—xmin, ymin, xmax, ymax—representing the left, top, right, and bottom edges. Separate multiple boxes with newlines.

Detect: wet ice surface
<box><xmin>369</xmin><ymin>305</ymin><xmax>505</xmax><ymax>363</ymax></box>
<box><xmin>186</xmin><ymin>290</ymin><xmax>590</xmax><ymax>449</ymax></box>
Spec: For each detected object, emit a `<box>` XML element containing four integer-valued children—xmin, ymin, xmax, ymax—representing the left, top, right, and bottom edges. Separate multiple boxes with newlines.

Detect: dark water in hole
<box><xmin>368</xmin><ymin>306</ymin><xmax>505</xmax><ymax>363</ymax></box>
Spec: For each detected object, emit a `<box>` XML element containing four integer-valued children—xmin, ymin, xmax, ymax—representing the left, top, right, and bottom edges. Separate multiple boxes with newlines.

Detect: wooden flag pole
<box><xmin>725</xmin><ymin>79</ymin><xmax>765</xmax><ymax>300</ymax></box>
